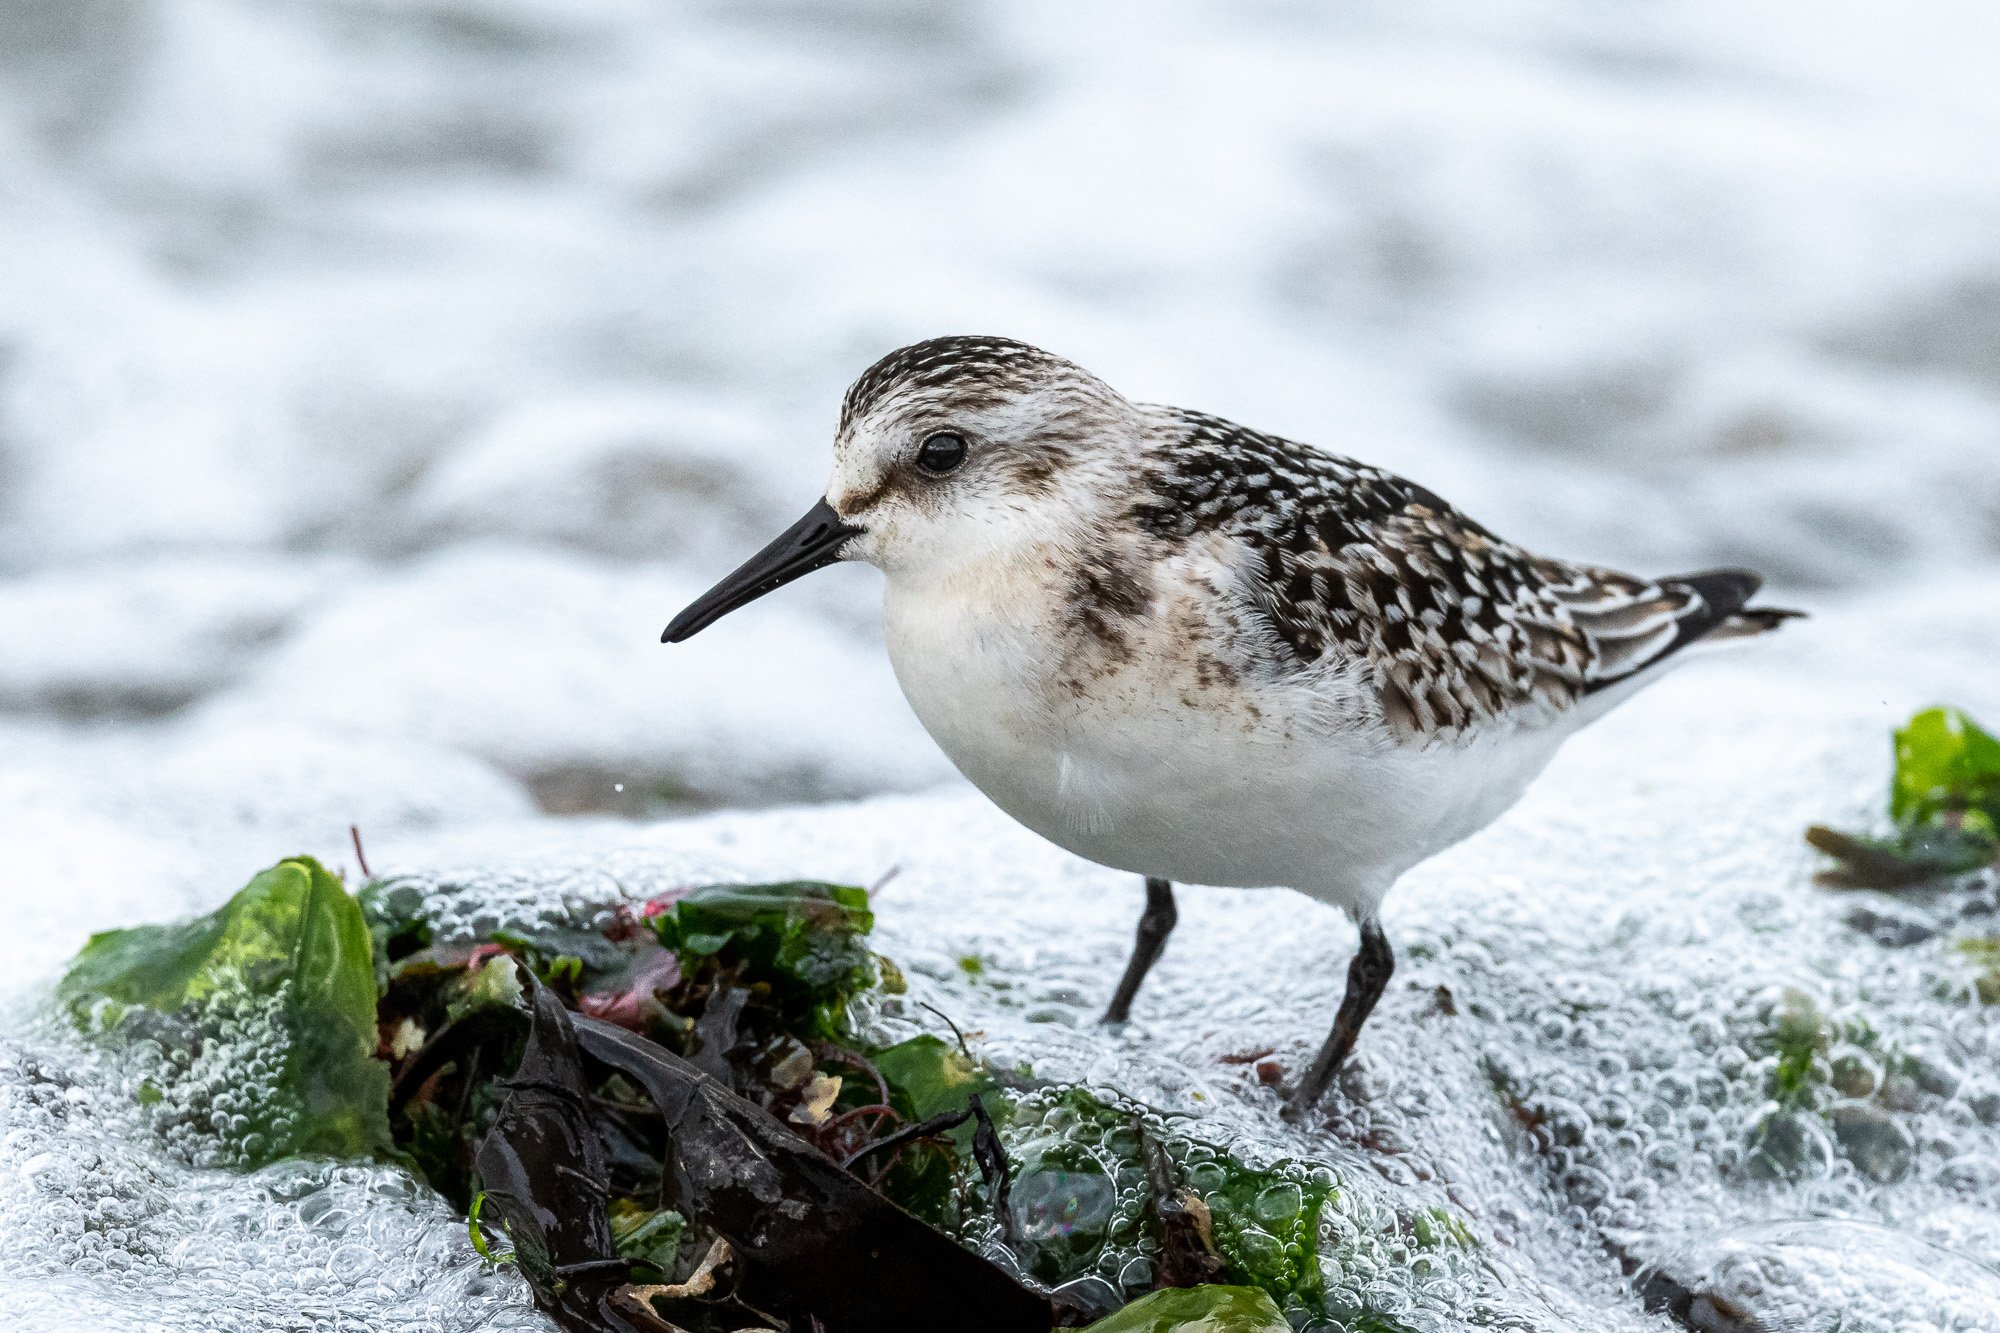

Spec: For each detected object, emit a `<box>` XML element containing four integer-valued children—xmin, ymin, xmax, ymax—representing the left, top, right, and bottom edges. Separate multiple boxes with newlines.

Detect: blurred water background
<box><xmin>2</xmin><ymin>3</ymin><xmax>2000</xmax><ymax>1330</ymax></box>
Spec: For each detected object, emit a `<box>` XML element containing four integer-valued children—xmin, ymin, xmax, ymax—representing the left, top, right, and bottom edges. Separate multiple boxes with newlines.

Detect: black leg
<box><xmin>1100</xmin><ymin>877</ymin><xmax>1177</xmax><ymax>1024</ymax></box>
<box><xmin>1283</xmin><ymin>917</ymin><xmax>1393</xmax><ymax>1120</ymax></box>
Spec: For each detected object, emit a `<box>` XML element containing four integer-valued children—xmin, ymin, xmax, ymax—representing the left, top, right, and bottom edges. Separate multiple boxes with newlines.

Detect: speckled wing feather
<box><xmin>1133</xmin><ymin>410</ymin><xmax>1777</xmax><ymax>740</ymax></box>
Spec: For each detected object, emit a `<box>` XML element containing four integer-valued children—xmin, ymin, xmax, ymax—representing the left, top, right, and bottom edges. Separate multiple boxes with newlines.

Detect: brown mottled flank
<box><xmin>1081</xmin><ymin>552</ymin><xmax>1150</xmax><ymax>619</ymax></box>
<box><xmin>1065</xmin><ymin>550</ymin><xmax>1152</xmax><ymax>670</ymax></box>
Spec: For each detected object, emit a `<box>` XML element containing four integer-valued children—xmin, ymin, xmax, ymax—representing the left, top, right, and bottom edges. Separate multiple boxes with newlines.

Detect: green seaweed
<box><xmin>1892</xmin><ymin>707</ymin><xmax>2000</xmax><ymax>831</ymax></box>
<box><xmin>649</xmin><ymin>881</ymin><xmax>879</xmax><ymax>1039</ymax></box>
<box><xmin>867</xmin><ymin>1033</ymin><xmax>1002</xmax><ymax>1224</ymax></box>
<box><xmin>1810</xmin><ymin>706</ymin><xmax>2000</xmax><ymax>885</ymax></box>
<box><xmin>446</xmin><ymin>954</ymin><xmax>525</xmax><ymax>1023</ymax></box>
<box><xmin>1003</xmin><ymin>1087</ymin><xmax>1141</xmax><ymax>1285</ymax></box>
<box><xmin>998</xmin><ymin>1085</ymin><xmax>1409</xmax><ymax>1323</ymax></box>
<box><xmin>875</xmin><ymin>1034</ymin><xmax>996</xmax><ymax>1123</ymax></box>
<box><xmin>58</xmin><ymin>856</ymin><xmax>392</xmax><ymax>1166</ymax></box>
<box><xmin>1187</xmin><ymin>1150</ymin><xmax>1336</xmax><ymax>1310</ymax></box>
<box><xmin>1411</xmin><ymin>1206</ymin><xmax>1477</xmax><ymax>1250</ymax></box>
<box><xmin>608</xmin><ymin>1199</ymin><xmax>686</xmax><ymax>1279</ymax></box>
<box><xmin>1953</xmin><ymin>935</ymin><xmax>2000</xmax><ymax>1006</ymax></box>
<box><xmin>1760</xmin><ymin>987</ymin><xmax>1831</xmax><ymax>1110</ymax></box>
<box><xmin>466</xmin><ymin>1191</ymin><xmax>514</xmax><ymax>1264</ymax></box>
<box><xmin>490</xmin><ymin>924</ymin><xmax>630</xmax><ymax>979</ymax></box>
<box><xmin>357</xmin><ymin>877</ymin><xmax>433</xmax><ymax>989</ymax></box>
<box><xmin>1078</xmin><ymin>1285</ymin><xmax>1290</xmax><ymax>1332</ymax></box>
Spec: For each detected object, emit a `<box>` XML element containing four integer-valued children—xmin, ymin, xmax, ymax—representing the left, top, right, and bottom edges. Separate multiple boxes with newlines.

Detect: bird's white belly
<box><xmin>884</xmin><ymin>581</ymin><xmax>1560</xmax><ymax>912</ymax></box>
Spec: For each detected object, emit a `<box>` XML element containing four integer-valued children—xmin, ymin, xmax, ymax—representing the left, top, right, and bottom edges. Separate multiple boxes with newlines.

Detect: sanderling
<box><xmin>663</xmin><ymin>335</ymin><xmax>1801</xmax><ymax>1117</ymax></box>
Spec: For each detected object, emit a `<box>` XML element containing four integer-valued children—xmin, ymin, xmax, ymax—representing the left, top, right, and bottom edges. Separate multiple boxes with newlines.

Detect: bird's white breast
<box><xmin>882</xmin><ymin>551</ymin><xmax>1566</xmax><ymax>915</ymax></box>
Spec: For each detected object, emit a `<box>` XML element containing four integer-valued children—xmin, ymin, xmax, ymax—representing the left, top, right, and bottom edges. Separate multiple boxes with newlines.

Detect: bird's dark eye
<box><xmin>915</xmin><ymin>431</ymin><xmax>967</xmax><ymax>475</ymax></box>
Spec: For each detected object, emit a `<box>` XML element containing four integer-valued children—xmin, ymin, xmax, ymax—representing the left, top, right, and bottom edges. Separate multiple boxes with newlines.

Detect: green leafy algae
<box><xmin>1953</xmin><ymin>935</ymin><xmax>2000</xmax><ymax>1006</ymax></box>
<box><xmin>996</xmin><ymin>1085</ymin><xmax>1443</xmax><ymax>1325</ymax></box>
<box><xmin>59</xmin><ymin>856</ymin><xmax>392</xmax><ymax>1166</ymax></box>
<box><xmin>1761</xmin><ymin>987</ymin><xmax>1832</xmax><ymax>1111</ymax></box>
<box><xmin>609</xmin><ymin>1199</ymin><xmax>686</xmax><ymax>1279</ymax></box>
<box><xmin>1188</xmin><ymin>1151</ymin><xmax>1336</xmax><ymax>1307</ymax></box>
<box><xmin>1893</xmin><ymin>706</ymin><xmax>2000</xmax><ymax>830</ymax></box>
<box><xmin>445</xmin><ymin>953</ymin><xmax>525</xmax><ymax>1023</ymax></box>
<box><xmin>1810</xmin><ymin>706</ymin><xmax>2000</xmax><ymax>885</ymax></box>
<box><xmin>1078</xmin><ymin>1285</ymin><xmax>1290</xmax><ymax>1333</ymax></box>
<box><xmin>649</xmin><ymin>881</ymin><xmax>878</xmax><ymax>1039</ymax></box>
<box><xmin>874</xmin><ymin>1033</ymin><xmax>995</xmax><ymax>1122</ymax></box>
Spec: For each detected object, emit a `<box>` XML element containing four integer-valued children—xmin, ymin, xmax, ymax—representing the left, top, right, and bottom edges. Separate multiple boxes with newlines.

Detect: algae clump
<box><xmin>1809</xmin><ymin>705</ymin><xmax>2000</xmax><ymax>884</ymax></box>
<box><xmin>650</xmin><ymin>881</ymin><xmax>881</xmax><ymax>1039</ymax></box>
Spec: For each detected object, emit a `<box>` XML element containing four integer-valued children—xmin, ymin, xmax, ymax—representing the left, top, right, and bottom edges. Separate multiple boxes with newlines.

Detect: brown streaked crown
<box><xmin>839</xmin><ymin>335</ymin><xmax>1078</xmax><ymax>431</ymax></box>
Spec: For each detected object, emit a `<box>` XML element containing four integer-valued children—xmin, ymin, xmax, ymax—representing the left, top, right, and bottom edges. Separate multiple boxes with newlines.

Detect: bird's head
<box><xmin>663</xmin><ymin>335</ymin><xmax>1139</xmax><ymax>642</ymax></box>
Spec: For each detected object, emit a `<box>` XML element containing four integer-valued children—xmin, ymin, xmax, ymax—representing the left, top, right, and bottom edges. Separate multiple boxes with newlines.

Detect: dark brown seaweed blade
<box><xmin>1805</xmin><ymin>824</ymin><xmax>1989</xmax><ymax>888</ymax></box>
<box><xmin>473</xmin><ymin>986</ymin><xmax>655</xmax><ymax>1333</ymax></box>
<box><xmin>570</xmin><ymin>1012</ymin><xmax>1056</xmax><ymax>1333</ymax></box>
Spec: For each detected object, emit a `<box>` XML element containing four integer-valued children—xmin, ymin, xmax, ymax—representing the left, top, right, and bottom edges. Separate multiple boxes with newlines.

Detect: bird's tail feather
<box><xmin>1668</xmin><ymin>567</ymin><xmax>1804</xmax><ymax>639</ymax></box>
<box><xmin>1661</xmin><ymin>568</ymin><xmax>1805</xmax><ymax>651</ymax></box>
<box><xmin>1578</xmin><ymin>567</ymin><xmax>1803</xmax><ymax>696</ymax></box>
<box><xmin>1707</xmin><ymin>604</ymin><xmax>1807</xmax><ymax>639</ymax></box>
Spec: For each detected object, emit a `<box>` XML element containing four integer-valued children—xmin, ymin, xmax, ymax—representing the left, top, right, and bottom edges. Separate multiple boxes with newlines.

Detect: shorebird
<box><xmin>662</xmin><ymin>336</ymin><xmax>1800</xmax><ymax>1117</ymax></box>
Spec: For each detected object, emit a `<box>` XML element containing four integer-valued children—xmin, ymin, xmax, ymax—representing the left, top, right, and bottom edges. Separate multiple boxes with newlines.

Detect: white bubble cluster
<box><xmin>0</xmin><ymin>1027</ymin><xmax>540</xmax><ymax>1331</ymax></box>
<box><xmin>93</xmin><ymin>980</ymin><xmax>301</xmax><ymax>1171</ymax></box>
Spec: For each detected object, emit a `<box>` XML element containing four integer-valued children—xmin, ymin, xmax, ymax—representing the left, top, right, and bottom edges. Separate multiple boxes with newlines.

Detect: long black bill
<box><xmin>662</xmin><ymin>498</ymin><xmax>863</xmax><ymax>643</ymax></box>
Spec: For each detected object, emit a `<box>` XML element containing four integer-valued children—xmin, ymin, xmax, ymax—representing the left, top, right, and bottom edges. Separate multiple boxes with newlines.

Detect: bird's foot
<box><xmin>1281</xmin><ymin>1042</ymin><xmax>1351</xmax><ymax>1121</ymax></box>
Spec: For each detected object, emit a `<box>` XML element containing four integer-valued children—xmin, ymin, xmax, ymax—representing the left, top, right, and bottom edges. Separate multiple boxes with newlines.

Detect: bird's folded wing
<box><xmin>1135</xmin><ymin>410</ymin><xmax>1777</xmax><ymax>743</ymax></box>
